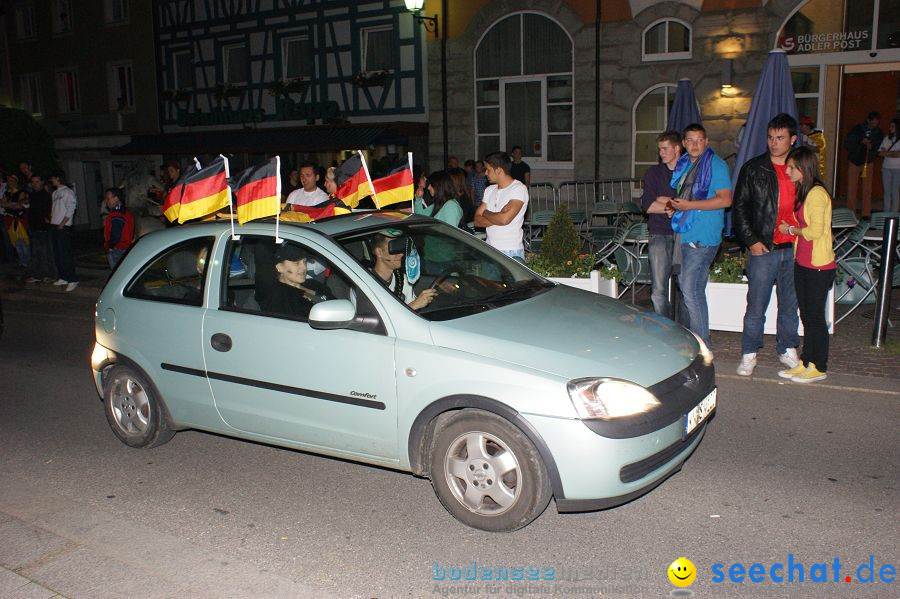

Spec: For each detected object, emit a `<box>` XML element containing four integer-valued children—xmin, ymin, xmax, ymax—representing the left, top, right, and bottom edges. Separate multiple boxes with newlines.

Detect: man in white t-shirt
<box><xmin>286</xmin><ymin>162</ymin><xmax>328</xmax><ymax>209</ymax></box>
<box><xmin>474</xmin><ymin>151</ymin><xmax>529</xmax><ymax>259</ymax></box>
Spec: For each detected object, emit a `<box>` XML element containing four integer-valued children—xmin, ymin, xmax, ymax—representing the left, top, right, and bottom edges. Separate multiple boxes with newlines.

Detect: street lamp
<box><xmin>404</xmin><ymin>0</ymin><xmax>439</xmax><ymax>38</ymax></box>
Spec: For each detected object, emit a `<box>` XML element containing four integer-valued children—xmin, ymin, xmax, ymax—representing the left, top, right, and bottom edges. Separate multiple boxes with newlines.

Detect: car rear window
<box><xmin>124</xmin><ymin>237</ymin><xmax>215</xmax><ymax>306</ymax></box>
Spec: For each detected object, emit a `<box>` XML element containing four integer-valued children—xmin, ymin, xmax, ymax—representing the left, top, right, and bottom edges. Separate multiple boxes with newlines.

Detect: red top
<box><xmin>773</xmin><ymin>163</ymin><xmax>798</xmax><ymax>245</ymax></box>
<box><xmin>794</xmin><ymin>204</ymin><xmax>836</xmax><ymax>270</ymax></box>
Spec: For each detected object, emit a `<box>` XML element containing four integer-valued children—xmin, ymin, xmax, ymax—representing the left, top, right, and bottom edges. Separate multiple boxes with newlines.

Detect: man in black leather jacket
<box><xmin>732</xmin><ymin>113</ymin><xmax>801</xmax><ymax>377</ymax></box>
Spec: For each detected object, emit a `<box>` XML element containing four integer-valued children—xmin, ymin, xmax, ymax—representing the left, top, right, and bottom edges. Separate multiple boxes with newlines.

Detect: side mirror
<box><xmin>308</xmin><ymin>299</ymin><xmax>380</xmax><ymax>332</ymax></box>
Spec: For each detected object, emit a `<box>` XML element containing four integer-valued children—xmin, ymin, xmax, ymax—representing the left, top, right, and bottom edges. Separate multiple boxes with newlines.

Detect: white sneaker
<box><xmin>736</xmin><ymin>353</ymin><xmax>757</xmax><ymax>376</ymax></box>
<box><xmin>65</xmin><ymin>281</ymin><xmax>79</xmax><ymax>292</ymax></box>
<box><xmin>778</xmin><ymin>348</ymin><xmax>800</xmax><ymax>369</ymax></box>
<box><xmin>25</xmin><ymin>277</ymin><xmax>40</xmax><ymax>283</ymax></box>
<box><xmin>53</xmin><ymin>278</ymin><xmax>69</xmax><ymax>286</ymax></box>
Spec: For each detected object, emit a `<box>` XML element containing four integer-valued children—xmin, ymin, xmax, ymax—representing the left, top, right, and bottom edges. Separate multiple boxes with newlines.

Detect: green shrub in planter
<box><xmin>527</xmin><ymin>204</ymin><xmax>592</xmax><ymax>277</ymax></box>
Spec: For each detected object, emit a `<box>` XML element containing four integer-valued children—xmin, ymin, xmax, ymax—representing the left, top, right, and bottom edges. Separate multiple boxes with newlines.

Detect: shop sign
<box><xmin>779</xmin><ymin>30</ymin><xmax>870</xmax><ymax>53</ymax></box>
<box><xmin>176</xmin><ymin>99</ymin><xmax>340</xmax><ymax>127</ymax></box>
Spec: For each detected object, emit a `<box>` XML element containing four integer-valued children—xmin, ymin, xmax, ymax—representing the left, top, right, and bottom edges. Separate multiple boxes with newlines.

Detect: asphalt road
<box><xmin>0</xmin><ymin>291</ymin><xmax>897</xmax><ymax>599</ymax></box>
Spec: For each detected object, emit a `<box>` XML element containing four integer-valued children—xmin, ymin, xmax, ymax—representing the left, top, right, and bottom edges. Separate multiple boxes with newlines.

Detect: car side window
<box><xmin>124</xmin><ymin>237</ymin><xmax>214</xmax><ymax>306</ymax></box>
<box><xmin>220</xmin><ymin>236</ymin><xmax>384</xmax><ymax>332</ymax></box>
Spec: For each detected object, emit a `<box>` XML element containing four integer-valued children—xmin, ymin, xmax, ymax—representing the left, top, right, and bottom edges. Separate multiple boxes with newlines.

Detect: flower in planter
<box><xmin>598</xmin><ymin>263</ymin><xmax>622</xmax><ymax>282</ymax></box>
<box><xmin>526</xmin><ymin>204</ymin><xmax>593</xmax><ymax>278</ymax></box>
<box><xmin>708</xmin><ymin>251</ymin><xmax>747</xmax><ymax>283</ymax></box>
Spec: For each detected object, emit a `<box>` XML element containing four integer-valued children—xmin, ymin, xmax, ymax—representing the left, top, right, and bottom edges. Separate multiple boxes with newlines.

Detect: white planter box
<box><xmin>548</xmin><ymin>270</ymin><xmax>618</xmax><ymax>298</ymax></box>
<box><xmin>706</xmin><ymin>282</ymin><xmax>835</xmax><ymax>335</ymax></box>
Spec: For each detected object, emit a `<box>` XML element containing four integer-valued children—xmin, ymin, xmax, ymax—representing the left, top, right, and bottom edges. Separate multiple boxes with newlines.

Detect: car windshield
<box><xmin>335</xmin><ymin>221</ymin><xmax>553</xmax><ymax>321</ymax></box>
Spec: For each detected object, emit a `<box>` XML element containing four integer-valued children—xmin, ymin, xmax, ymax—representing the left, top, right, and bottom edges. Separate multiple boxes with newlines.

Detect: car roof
<box><xmin>172</xmin><ymin>210</ymin><xmax>425</xmax><ymax>239</ymax></box>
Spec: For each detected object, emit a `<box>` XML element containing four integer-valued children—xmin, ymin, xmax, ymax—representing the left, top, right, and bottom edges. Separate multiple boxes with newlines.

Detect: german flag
<box><xmin>177</xmin><ymin>155</ymin><xmax>231</xmax><ymax>224</ymax></box>
<box><xmin>233</xmin><ymin>157</ymin><xmax>281</xmax><ymax>225</ymax></box>
<box><xmin>161</xmin><ymin>161</ymin><xmax>196</xmax><ymax>222</ymax></box>
<box><xmin>371</xmin><ymin>161</ymin><xmax>414</xmax><ymax>208</ymax></box>
<box><xmin>280</xmin><ymin>199</ymin><xmax>351</xmax><ymax>223</ymax></box>
<box><xmin>333</xmin><ymin>154</ymin><xmax>372</xmax><ymax>208</ymax></box>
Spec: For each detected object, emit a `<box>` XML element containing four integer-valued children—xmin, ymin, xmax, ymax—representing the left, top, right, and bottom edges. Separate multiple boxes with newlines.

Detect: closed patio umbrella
<box><xmin>728</xmin><ymin>49</ymin><xmax>798</xmax><ymax>234</ymax></box>
<box><xmin>666</xmin><ymin>78</ymin><xmax>702</xmax><ymax>134</ymax></box>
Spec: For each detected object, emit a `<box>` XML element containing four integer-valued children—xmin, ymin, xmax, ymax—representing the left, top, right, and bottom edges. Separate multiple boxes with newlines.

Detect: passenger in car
<box><xmin>371</xmin><ymin>233</ymin><xmax>436</xmax><ymax>311</ymax></box>
<box><xmin>259</xmin><ymin>244</ymin><xmax>327</xmax><ymax>319</ymax></box>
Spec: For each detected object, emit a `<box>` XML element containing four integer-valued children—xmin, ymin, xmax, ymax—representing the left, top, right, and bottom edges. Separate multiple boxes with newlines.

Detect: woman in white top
<box><xmin>878</xmin><ymin>118</ymin><xmax>900</xmax><ymax>213</ymax></box>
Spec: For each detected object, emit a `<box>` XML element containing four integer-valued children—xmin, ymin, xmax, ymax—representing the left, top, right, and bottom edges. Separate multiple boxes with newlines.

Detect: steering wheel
<box><xmin>430</xmin><ymin>266</ymin><xmax>462</xmax><ymax>290</ymax></box>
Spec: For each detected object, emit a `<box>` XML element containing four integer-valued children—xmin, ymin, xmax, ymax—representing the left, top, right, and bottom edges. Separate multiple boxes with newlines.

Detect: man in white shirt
<box><xmin>49</xmin><ymin>171</ymin><xmax>79</xmax><ymax>291</ymax></box>
<box><xmin>474</xmin><ymin>151</ymin><xmax>529</xmax><ymax>260</ymax></box>
<box><xmin>286</xmin><ymin>162</ymin><xmax>328</xmax><ymax>209</ymax></box>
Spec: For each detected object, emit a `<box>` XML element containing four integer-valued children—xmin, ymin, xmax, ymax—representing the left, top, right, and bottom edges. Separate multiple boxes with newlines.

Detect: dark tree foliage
<box><xmin>0</xmin><ymin>108</ymin><xmax>60</xmax><ymax>176</ymax></box>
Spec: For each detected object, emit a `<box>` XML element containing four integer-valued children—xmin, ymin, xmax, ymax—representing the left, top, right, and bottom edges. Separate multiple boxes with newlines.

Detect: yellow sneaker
<box><xmin>778</xmin><ymin>363</ymin><xmax>807</xmax><ymax>379</ymax></box>
<box><xmin>792</xmin><ymin>363</ymin><xmax>827</xmax><ymax>383</ymax></box>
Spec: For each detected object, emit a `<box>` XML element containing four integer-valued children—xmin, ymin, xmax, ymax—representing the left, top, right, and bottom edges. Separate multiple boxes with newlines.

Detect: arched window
<box><xmin>642</xmin><ymin>19</ymin><xmax>691</xmax><ymax>61</ymax></box>
<box><xmin>632</xmin><ymin>84</ymin><xmax>676</xmax><ymax>178</ymax></box>
<box><xmin>474</xmin><ymin>13</ymin><xmax>573</xmax><ymax>165</ymax></box>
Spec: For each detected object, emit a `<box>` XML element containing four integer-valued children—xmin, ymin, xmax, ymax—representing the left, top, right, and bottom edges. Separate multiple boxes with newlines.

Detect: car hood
<box><xmin>428</xmin><ymin>285</ymin><xmax>699</xmax><ymax>387</ymax></box>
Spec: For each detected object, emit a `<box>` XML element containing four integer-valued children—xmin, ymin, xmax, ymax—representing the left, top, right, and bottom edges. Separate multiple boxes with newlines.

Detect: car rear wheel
<box><xmin>430</xmin><ymin>410</ymin><xmax>551</xmax><ymax>532</ymax></box>
<box><xmin>104</xmin><ymin>365</ymin><xmax>174</xmax><ymax>448</ymax></box>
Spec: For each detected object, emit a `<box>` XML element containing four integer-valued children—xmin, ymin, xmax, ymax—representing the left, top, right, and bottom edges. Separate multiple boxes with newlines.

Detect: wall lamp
<box><xmin>404</xmin><ymin>0</ymin><xmax>439</xmax><ymax>38</ymax></box>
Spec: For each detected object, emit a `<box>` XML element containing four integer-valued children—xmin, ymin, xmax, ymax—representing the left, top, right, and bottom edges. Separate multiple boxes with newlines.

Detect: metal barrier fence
<box><xmin>528</xmin><ymin>178</ymin><xmax>644</xmax><ymax>213</ymax></box>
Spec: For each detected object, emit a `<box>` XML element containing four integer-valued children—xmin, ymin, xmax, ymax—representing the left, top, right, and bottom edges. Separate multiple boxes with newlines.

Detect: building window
<box><xmin>56</xmin><ymin>69</ymin><xmax>80</xmax><ymax>113</ymax></box>
<box><xmin>51</xmin><ymin>0</ymin><xmax>73</xmax><ymax>35</ymax></box>
<box><xmin>362</xmin><ymin>26</ymin><xmax>394</xmax><ymax>72</ymax></box>
<box><xmin>777</xmin><ymin>0</ymin><xmax>896</xmax><ymax>54</ymax></box>
<box><xmin>791</xmin><ymin>65</ymin><xmax>822</xmax><ymax>125</ymax></box>
<box><xmin>105</xmin><ymin>0</ymin><xmax>129</xmax><ymax>24</ymax></box>
<box><xmin>632</xmin><ymin>84</ymin><xmax>676</xmax><ymax>179</ymax></box>
<box><xmin>20</xmin><ymin>73</ymin><xmax>42</xmax><ymax>116</ymax></box>
<box><xmin>109</xmin><ymin>62</ymin><xmax>134</xmax><ymax>111</ymax></box>
<box><xmin>282</xmin><ymin>36</ymin><xmax>312</xmax><ymax>79</ymax></box>
<box><xmin>223</xmin><ymin>43</ymin><xmax>249</xmax><ymax>84</ymax></box>
<box><xmin>642</xmin><ymin>19</ymin><xmax>691</xmax><ymax>61</ymax></box>
<box><xmin>14</xmin><ymin>4</ymin><xmax>36</xmax><ymax>40</ymax></box>
<box><xmin>474</xmin><ymin>13</ymin><xmax>573</xmax><ymax>165</ymax></box>
<box><xmin>173</xmin><ymin>50</ymin><xmax>193</xmax><ymax>89</ymax></box>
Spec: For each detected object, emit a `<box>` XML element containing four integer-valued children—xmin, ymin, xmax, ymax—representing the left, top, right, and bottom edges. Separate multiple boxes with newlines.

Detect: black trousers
<box><xmin>795</xmin><ymin>264</ymin><xmax>835</xmax><ymax>371</ymax></box>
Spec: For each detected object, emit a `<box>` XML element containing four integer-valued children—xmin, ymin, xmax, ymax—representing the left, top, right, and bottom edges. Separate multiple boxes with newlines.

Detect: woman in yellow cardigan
<box><xmin>777</xmin><ymin>147</ymin><xmax>836</xmax><ymax>383</ymax></box>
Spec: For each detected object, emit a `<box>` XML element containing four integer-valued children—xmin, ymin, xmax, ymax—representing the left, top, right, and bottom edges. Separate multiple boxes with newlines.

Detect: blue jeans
<box><xmin>677</xmin><ymin>243</ymin><xmax>719</xmax><ymax>348</ymax></box>
<box><xmin>741</xmin><ymin>247</ymin><xmax>800</xmax><ymax>355</ymax></box>
<box><xmin>28</xmin><ymin>230</ymin><xmax>56</xmax><ymax>280</ymax></box>
<box><xmin>51</xmin><ymin>227</ymin><xmax>78</xmax><ymax>283</ymax></box>
<box><xmin>499</xmin><ymin>248</ymin><xmax>525</xmax><ymax>262</ymax></box>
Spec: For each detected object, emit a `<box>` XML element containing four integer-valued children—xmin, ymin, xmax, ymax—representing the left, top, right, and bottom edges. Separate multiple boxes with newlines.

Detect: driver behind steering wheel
<box><xmin>371</xmin><ymin>233</ymin><xmax>437</xmax><ymax>311</ymax></box>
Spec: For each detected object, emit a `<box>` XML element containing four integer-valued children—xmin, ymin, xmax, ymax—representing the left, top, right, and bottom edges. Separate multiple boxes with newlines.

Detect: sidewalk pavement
<box><xmin>1</xmin><ymin>244</ymin><xmax>897</xmax><ymax>380</ymax></box>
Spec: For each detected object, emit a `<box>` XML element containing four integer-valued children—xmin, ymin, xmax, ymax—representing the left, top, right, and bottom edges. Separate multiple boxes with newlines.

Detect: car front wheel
<box><xmin>430</xmin><ymin>410</ymin><xmax>551</xmax><ymax>532</ymax></box>
<box><xmin>103</xmin><ymin>365</ymin><xmax>174</xmax><ymax>449</ymax></box>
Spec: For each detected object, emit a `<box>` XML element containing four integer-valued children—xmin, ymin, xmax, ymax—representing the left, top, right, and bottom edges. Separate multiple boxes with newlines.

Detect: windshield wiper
<box><xmin>482</xmin><ymin>280</ymin><xmax>552</xmax><ymax>303</ymax></box>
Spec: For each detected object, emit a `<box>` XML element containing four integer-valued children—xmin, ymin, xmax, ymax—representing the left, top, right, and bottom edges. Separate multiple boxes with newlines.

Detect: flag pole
<box><xmin>221</xmin><ymin>154</ymin><xmax>239</xmax><ymax>240</ymax></box>
<box><xmin>407</xmin><ymin>151</ymin><xmax>415</xmax><ymax>210</ymax></box>
<box><xmin>274</xmin><ymin>155</ymin><xmax>283</xmax><ymax>243</ymax></box>
<box><xmin>357</xmin><ymin>150</ymin><xmax>378</xmax><ymax>209</ymax></box>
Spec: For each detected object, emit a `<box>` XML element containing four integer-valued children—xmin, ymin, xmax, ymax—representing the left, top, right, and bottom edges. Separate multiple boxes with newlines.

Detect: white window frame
<box><xmin>281</xmin><ymin>35</ymin><xmax>312</xmax><ymax>80</ymax></box>
<box><xmin>108</xmin><ymin>61</ymin><xmax>135</xmax><ymax>112</ymax></box>
<box><xmin>172</xmin><ymin>49</ymin><xmax>194</xmax><ymax>89</ymax></box>
<box><xmin>361</xmin><ymin>25</ymin><xmax>394</xmax><ymax>72</ymax></box>
<box><xmin>791</xmin><ymin>64</ymin><xmax>824</xmax><ymax>127</ymax></box>
<box><xmin>14</xmin><ymin>3</ymin><xmax>36</xmax><ymax>41</ymax></box>
<box><xmin>222</xmin><ymin>43</ymin><xmax>248</xmax><ymax>84</ymax></box>
<box><xmin>631</xmin><ymin>83</ymin><xmax>677</xmax><ymax>178</ymax></box>
<box><xmin>51</xmin><ymin>0</ymin><xmax>74</xmax><ymax>35</ymax></box>
<box><xmin>641</xmin><ymin>18</ymin><xmax>692</xmax><ymax>62</ymax></box>
<box><xmin>19</xmin><ymin>72</ymin><xmax>43</xmax><ymax>116</ymax></box>
<box><xmin>55</xmin><ymin>68</ymin><xmax>80</xmax><ymax>114</ymax></box>
<box><xmin>473</xmin><ymin>12</ymin><xmax>574</xmax><ymax>168</ymax></box>
<box><xmin>105</xmin><ymin>0</ymin><xmax>129</xmax><ymax>25</ymax></box>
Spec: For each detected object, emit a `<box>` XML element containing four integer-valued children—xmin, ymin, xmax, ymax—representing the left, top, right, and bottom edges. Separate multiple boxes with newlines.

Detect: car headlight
<box><xmin>690</xmin><ymin>331</ymin><xmax>714</xmax><ymax>366</ymax></box>
<box><xmin>567</xmin><ymin>378</ymin><xmax>661</xmax><ymax>420</ymax></box>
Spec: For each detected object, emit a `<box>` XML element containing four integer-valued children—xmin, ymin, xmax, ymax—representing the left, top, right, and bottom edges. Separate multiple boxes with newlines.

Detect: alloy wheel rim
<box><xmin>110</xmin><ymin>377</ymin><xmax>150</xmax><ymax>434</ymax></box>
<box><xmin>444</xmin><ymin>431</ymin><xmax>521</xmax><ymax>516</ymax></box>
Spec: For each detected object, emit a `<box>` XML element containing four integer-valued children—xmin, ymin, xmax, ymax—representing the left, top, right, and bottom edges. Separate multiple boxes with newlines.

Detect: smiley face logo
<box><xmin>668</xmin><ymin>557</ymin><xmax>696</xmax><ymax>587</ymax></box>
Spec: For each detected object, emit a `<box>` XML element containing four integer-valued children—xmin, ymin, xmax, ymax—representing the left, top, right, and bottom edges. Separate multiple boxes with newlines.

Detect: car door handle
<box><xmin>210</xmin><ymin>333</ymin><xmax>232</xmax><ymax>352</ymax></box>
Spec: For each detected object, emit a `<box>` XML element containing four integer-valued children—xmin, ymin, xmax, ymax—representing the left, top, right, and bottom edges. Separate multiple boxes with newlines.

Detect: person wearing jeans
<box><xmin>878</xmin><ymin>118</ymin><xmax>900</xmax><ymax>213</ymax></box>
<box><xmin>49</xmin><ymin>171</ymin><xmax>79</xmax><ymax>292</ymax></box>
<box><xmin>667</xmin><ymin>124</ymin><xmax>733</xmax><ymax>349</ymax></box>
<box><xmin>642</xmin><ymin>131</ymin><xmax>685</xmax><ymax>320</ymax></box>
<box><xmin>732</xmin><ymin>114</ymin><xmax>803</xmax><ymax>376</ymax></box>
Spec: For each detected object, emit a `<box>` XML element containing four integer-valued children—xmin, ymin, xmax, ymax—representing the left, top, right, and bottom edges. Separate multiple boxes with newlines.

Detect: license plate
<box><xmin>684</xmin><ymin>388</ymin><xmax>717</xmax><ymax>438</ymax></box>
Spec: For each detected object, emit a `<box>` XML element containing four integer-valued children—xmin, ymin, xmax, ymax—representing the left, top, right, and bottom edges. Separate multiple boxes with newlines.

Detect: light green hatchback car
<box><xmin>92</xmin><ymin>211</ymin><xmax>716</xmax><ymax>531</ymax></box>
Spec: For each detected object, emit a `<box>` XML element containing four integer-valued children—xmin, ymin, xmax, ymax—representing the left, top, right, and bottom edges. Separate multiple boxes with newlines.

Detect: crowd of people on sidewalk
<box><xmin>0</xmin><ymin>162</ymin><xmax>87</xmax><ymax>292</ymax></box>
<box><xmin>642</xmin><ymin>114</ymin><xmax>840</xmax><ymax>384</ymax></box>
